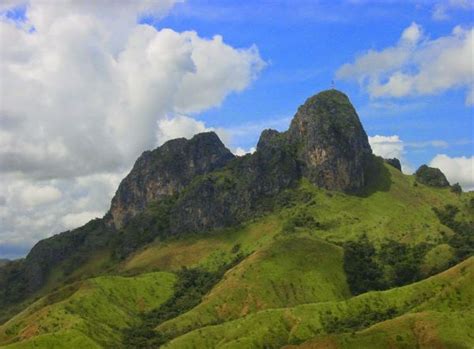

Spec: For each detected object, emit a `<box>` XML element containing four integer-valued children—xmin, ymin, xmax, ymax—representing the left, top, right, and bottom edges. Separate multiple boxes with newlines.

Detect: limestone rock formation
<box><xmin>288</xmin><ymin>90</ymin><xmax>372</xmax><ymax>191</ymax></box>
<box><xmin>108</xmin><ymin>132</ymin><xmax>234</xmax><ymax>229</ymax></box>
<box><xmin>170</xmin><ymin>128</ymin><xmax>300</xmax><ymax>234</ymax></box>
<box><xmin>170</xmin><ymin>90</ymin><xmax>373</xmax><ymax>234</ymax></box>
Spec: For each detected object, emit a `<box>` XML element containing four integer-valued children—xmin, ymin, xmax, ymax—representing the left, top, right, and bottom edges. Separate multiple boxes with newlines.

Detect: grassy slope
<box><xmin>121</xmin><ymin>214</ymin><xmax>283</xmax><ymax>274</ymax></box>
<box><xmin>121</xmin><ymin>164</ymin><xmax>472</xmax><ymax>277</ymax></box>
<box><xmin>0</xmin><ymin>272</ymin><xmax>176</xmax><ymax>348</ymax></box>
<box><xmin>2</xmin><ymin>164</ymin><xmax>472</xmax><ymax>348</ymax></box>
<box><xmin>156</xmin><ymin>236</ymin><xmax>351</xmax><ymax>339</ymax></box>
<box><xmin>163</xmin><ymin>257</ymin><xmax>474</xmax><ymax>348</ymax></box>
<box><xmin>284</xmin><ymin>311</ymin><xmax>474</xmax><ymax>349</ymax></box>
<box><xmin>147</xmin><ymin>165</ymin><xmax>470</xmax><ymax>343</ymax></box>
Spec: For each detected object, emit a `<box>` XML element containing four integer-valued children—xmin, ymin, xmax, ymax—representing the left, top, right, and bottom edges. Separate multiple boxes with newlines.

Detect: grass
<box><xmin>2</xmin><ymin>163</ymin><xmax>473</xmax><ymax>348</ymax></box>
<box><xmin>162</xmin><ymin>257</ymin><xmax>474</xmax><ymax>348</ymax></box>
<box><xmin>0</xmin><ymin>272</ymin><xmax>176</xmax><ymax>348</ymax></box>
<box><xmin>121</xmin><ymin>214</ymin><xmax>283</xmax><ymax>273</ymax></box>
<box><xmin>156</xmin><ymin>236</ymin><xmax>351</xmax><ymax>340</ymax></box>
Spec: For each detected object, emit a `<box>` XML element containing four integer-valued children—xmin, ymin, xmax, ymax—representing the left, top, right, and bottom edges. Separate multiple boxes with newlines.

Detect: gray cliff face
<box><xmin>171</xmin><ymin>130</ymin><xmax>300</xmax><ymax>234</ymax></box>
<box><xmin>108</xmin><ymin>132</ymin><xmax>235</xmax><ymax>229</ymax></box>
<box><xmin>169</xmin><ymin>90</ymin><xmax>374</xmax><ymax>234</ymax></box>
<box><xmin>288</xmin><ymin>90</ymin><xmax>372</xmax><ymax>191</ymax></box>
<box><xmin>170</xmin><ymin>129</ymin><xmax>300</xmax><ymax>234</ymax></box>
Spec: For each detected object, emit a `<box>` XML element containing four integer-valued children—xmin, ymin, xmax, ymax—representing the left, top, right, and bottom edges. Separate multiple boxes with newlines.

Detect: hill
<box><xmin>0</xmin><ymin>89</ymin><xmax>472</xmax><ymax>348</ymax></box>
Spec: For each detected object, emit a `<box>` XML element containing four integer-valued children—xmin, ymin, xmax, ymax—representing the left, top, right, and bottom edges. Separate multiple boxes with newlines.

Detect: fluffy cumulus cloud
<box><xmin>430</xmin><ymin>154</ymin><xmax>474</xmax><ymax>191</ymax></box>
<box><xmin>337</xmin><ymin>23</ymin><xmax>474</xmax><ymax>105</ymax></box>
<box><xmin>0</xmin><ymin>0</ymin><xmax>265</xmax><ymax>258</ymax></box>
<box><xmin>368</xmin><ymin>135</ymin><xmax>414</xmax><ymax>173</ymax></box>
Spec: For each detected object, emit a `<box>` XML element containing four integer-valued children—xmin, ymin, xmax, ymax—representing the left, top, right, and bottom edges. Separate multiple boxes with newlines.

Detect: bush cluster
<box><xmin>343</xmin><ymin>236</ymin><xmax>431</xmax><ymax>295</ymax></box>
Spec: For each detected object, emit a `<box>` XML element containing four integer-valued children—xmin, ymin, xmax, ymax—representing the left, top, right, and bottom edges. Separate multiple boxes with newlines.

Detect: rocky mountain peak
<box><xmin>288</xmin><ymin>89</ymin><xmax>372</xmax><ymax>191</ymax></box>
<box><xmin>108</xmin><ymin>131</ymin><xmax>234</xmax><ymax>229</ymax></box>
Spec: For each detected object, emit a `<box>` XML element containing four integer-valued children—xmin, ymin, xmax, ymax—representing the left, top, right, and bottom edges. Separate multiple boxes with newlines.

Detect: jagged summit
<box><xmin>109</xmin><ymin>89</ymin><xmax>373</xmax><ymax>230</ymax></box>
<box><xmin>288</xmin><ymin>89</ymin><xmax>372</xmax><ymax>191</ymax></box>
<box><xmin>108</xmin><ymin>131</ymin><xmax>234</xmax><ymax>229</ymax></box>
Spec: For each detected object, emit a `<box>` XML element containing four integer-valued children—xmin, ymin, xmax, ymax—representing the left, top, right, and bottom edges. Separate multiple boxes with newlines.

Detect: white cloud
<box><xmin>369</xmin><ymin>135</ymin><xmax>404</xmax><ymax>159</ymax></box>
<box><xmin>234</xmin><ymin>147</ymin><xmax>256</xmax><ymax>156</ymax></box>
<box><xmin>18</xmin><ymin>184</ymin><xmax>62</xmax><ymax>207</ymax></box>
<box><xmin>62</xmin><ymin>211</ymin><xmax>103</xmax><ymax>230</ymax></box>
<box><xmin>430</xmin><ymin>154</ymin><xmax>474</xmax><ymax>191</ymax></box>
<box><xmin>0</xmin><ymin>1</ymin><xmax>264</xmax><ymax>179</ymax></box>
<box><xmin>0</xmin><ymin>1</ymin><xmax>265</xmax><ymax>258</ymax></box>
<box><xmin>337</xmin><ymin>23</ymin><xmax>474</xmax><ymax>105</ymax></box>
<box><xmin>368</xmin><ymin>135</ymin><xmax>415</xmax><ymax>173</ymax></box>
<box><xmin>156</xmin><ymin>115</ymin><xmax>231</xmax><ymax>146</ymax></box>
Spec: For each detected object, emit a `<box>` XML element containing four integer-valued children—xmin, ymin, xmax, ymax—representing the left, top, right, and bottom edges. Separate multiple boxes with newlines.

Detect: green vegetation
<box><xmin>113</xmin><ymin>197</ymin><xmax>177</xmax><ymax>260</ymax></box>
<box><xmin>343</xmin><ymin>236</ymin><xmax>384</xmax><ymax>295</ymax></box>
<box><xmin>0</xmin><ymin>272</ymin><xmax>176</xmax><ymax>348</ymax></box>
<box><xmin>433</xmin><ymin>204</ymin><xmax>474</xmax><ymax>261</ymax></box>
<box><xmin>162</xmin><ymin>257</ymin><xmax>474</xmax><ymax>348</ymax></box>
<box><xmin>156</xmin><ymin>237</ymin><xmax>351</xmax><ymax>341</ymax></box>
<box><xmin>415</xmin><ymin>164</ymin><xmax>450</xmax><ymax>187</ymax></box>
<box><xmin>124</xmin><ymin>257</ymin><xmax>243</xmax><ymax>347</ymax></box>
<box><xmin>1</xmin><ymin>163</ymin><xmax>473</xmax><ymax>348</ymax></box>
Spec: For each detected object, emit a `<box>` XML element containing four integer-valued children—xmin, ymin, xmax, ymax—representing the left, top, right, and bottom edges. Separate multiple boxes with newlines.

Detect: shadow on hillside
<box><xmin>355</xmin><ymin>156</ymin><xmax>392</xmax><ymax>197</ymax></box>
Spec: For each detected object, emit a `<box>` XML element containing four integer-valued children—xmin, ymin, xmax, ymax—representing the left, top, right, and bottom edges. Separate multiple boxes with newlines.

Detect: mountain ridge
<box><xmin>0</xmin><ymin>88</ymin><xmax>472</xmax><ymax>349</ymax></box>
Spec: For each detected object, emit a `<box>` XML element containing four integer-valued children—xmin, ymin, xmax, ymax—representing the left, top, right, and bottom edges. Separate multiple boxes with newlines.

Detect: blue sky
<box><xmin>0</xmin><ymin>0</ymin><xmax>472</xmax><ymax>259</ymax></box>
<box><xmin>148</xmin><ymin>0</ymin><xmax>473</xmax><ymax>170</ymax></box>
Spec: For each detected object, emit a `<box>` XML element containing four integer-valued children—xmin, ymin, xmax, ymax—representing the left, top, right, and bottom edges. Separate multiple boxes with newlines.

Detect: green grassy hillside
<box><xmin>0</xmin><ymin>272</ymin><xmax>176</xmax><ymax>348</ymax></box>
<box><xmin>156</xmin><ymin>237</ymin><xmax>351</xmax><ymax>339</ymax></box>
<box><xmin>162</xmin><ymin>257</ymin><xmax>474</xmax><ymax>348</ymax></box>
<box><xmin>1</xmin><ymin>164</ymin><xmax>472</xmax><ymax>348</ymax></box>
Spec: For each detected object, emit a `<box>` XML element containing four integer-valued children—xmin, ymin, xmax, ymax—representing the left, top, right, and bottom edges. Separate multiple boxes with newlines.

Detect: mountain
<box><xmin>0</xmin><ymin>89</ymin><xmax>472</xmax><ymax>348</ymax></box>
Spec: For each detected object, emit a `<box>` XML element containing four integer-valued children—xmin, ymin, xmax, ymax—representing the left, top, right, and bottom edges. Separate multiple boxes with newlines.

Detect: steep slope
<box><xmin>162</xmin><ymin>257</ymin><xmax>474</xmax><ymax>348</ymax></box>
<box><xmin>156</xmin><ymin>237</ymin><xmax>350</xmax><ymax>340</ymax></box>
<box><xmin>0</xmin><ymin>272</ymin><xmax>176</xmax><ymax>348</ymax></box>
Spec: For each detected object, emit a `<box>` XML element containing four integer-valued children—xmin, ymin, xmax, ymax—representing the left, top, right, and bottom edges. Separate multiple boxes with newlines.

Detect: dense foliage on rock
<box><xmin>385</xmin><ymin>158</ymin><xmax>402</xmax><ymax>171</ymax></box>
<box><xmin>415</xmin><ymin>164</ymin><xmax>450</xmax><ymax>187</ymax></box>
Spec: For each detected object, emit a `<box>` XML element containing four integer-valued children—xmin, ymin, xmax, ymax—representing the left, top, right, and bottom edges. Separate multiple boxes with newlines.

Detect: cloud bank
<box><xmin>0</xmin><ymin>0</ymin><xmax>265</xmax><ymax>257</ymax></box>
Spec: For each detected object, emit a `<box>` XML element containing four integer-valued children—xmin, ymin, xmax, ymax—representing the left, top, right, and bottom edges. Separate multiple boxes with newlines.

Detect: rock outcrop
<box><xmin>415</xmin><ymin>165</ymin><xmax>450</xmax><ymax>187</ymax></box>
<box><xmin>288</xmin><ymin>90</ymin><xmax>372</xmax><ymax>191</ymax></box>
<box><xmin>108</xmin><ymin>132</ymin><xmax>235</xmax><ymax>229</ymax></box>
<box><xmin>385</xmin><ymin>158</ymin><xmax>402</xmax><ymax>171</ymax></box>
<box><xmin>170</xmin><ymin>89</ymin><xmax>373</xmax><ymax>234</ymax></box>
<box><xmin>170</xmin><ymin>129</ymin><xmax>300</xmax><ymax>234</ymax></box>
